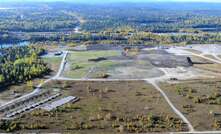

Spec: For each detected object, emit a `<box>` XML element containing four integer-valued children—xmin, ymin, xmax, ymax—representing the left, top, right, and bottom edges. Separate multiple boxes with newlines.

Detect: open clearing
<box><xmin>160</xmin><ymin>79</ymin><xmax>221</xmax><ymax>131</ymax></box>
<box><xmin>43</xmin><ymin>56</ymin><xmax>62</xmax><ymax>75</ymax></box>
<box><xmin>10</xmin><ymin>81</ymin><xmax>188</xmax><ymax>133</ymax></box>
<box><xmin>63</xmin><ymin>47</ymin><xmax>221</xmax><ymax>81</ymax></box>
<box><xmin>190</xmin><ymin>44</ymin><xmax>221</xmax><ymax>55</ymax></box>
<box><xmin>63</xmin><ymin>49</ymin><xmax>196</xmax><ymax>79</ymax></box>
<box><xmin>1</xmin><ymin>44</ymin><xmax>221</xmax><ymax>133</ymax></box>
<box><xmin>63</xmin><ymin>51</ymin><xmax>121</xmax><ymax>79</ymax></box>
<box><xmin>0</xmin><ymin>56</ymin><xmax>62</xmax><ymax>106</ymax></box>
<box><xmin>194</xmin><ymin>63</ymin><xmax>221</xmax><ymax>74</ymax></box>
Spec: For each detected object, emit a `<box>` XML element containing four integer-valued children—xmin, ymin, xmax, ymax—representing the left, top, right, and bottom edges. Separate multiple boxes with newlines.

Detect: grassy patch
<box><xmin>8</xmin><ymin>81</ymin><xmax>188</xmax><ymax>133</ymax></box>
<box><xmin>42</xmin><ymin>57</ymin><xmax>62</xmax><ymax>74</ymax></box>
<box><xmin>64</xmin><ymin>51</ymin><xmax>120</xmax><ymax>78</ymax></box>
<box><xmin>68</xmin><ymin>51</ymin><xmax>119</xmax><ymax>60</ymax></box>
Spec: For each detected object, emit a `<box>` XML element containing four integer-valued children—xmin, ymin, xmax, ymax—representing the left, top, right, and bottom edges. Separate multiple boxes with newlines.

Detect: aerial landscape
<box><xmin>0</xmin><ymin>0</ymin><xmax>221</xmax><ymax>133</ymax></box>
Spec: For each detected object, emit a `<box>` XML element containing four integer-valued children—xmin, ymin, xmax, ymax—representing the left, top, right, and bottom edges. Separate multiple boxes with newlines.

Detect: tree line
<box><xmin>0</xmin><ymin>46</ymin><xmax>50</xmax><ymax>88</ymax></box>
<box><xmin>34</xmin><ymin>27</ymin><xmax>221</xmax><ymax>45</ymax></box>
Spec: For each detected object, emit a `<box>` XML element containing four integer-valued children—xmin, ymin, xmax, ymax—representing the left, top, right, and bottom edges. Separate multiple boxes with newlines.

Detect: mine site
<box><xmin>1</xmin><ymin>1</ymin><xmax>221</xmax><ymax>134</ymax></box>
<box><xmin>1</xmin><ymin>43</ymin><xmax>221</xmax><ymax>133</ymax></box>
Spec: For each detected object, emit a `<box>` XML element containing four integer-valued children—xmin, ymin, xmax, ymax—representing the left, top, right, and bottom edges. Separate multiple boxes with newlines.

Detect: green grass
<box><xmin>42</xmin><ymin>57</ymin><xmax>62</xmax><ymax>64</ymax></box>
<box><xmin>64</xmin><ymin>51</ymin><xmax>120</xmax><ymax>78</ymax></box>
<box><xmin>65</xmin><ymin>69</ymin><xmax>88</xmax><ymax>78</ymax></box>
<box><xmin>68</xmin><ymin>50</ymin><xmax>120</xmax><ymax>61</ymax></box>
<box><xmin>65</xmin><ymin>63</ymin><xmax>92</xmax><ymax>78</ymax></box>
<box><xmin>42</xmin><ymin>57</ymin><xmax>62</xmax><ymax>72</ymax></box>
<box><xmin>96</xmin><ymin>60</ymin><xmax>117</xmax><ymax>68</ymax></box>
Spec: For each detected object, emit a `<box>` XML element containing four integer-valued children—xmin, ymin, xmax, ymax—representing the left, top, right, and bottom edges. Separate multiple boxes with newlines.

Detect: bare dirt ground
<box><xmin>190</xmin><ymin>44</ymin><xmax>221</xmax><ymax>55</ymax></box>
<box><xmin>1</xmin><ymin>44</ymin><xmax>221</xmax><ymax>133</ymax></box>
<box><xmin>64</xmin><ymin>45</ymin><xmax>221</xmax><ymax>81</ymax></box>
<box><xmin>194</xmin><ymin>63</ymin><xmax>221</xmax><ymax>74</ymax></box>
<box><xmin>63</xmin><ymin>49</ymin><xmax>194</xmax><ymax>79</ymax></box>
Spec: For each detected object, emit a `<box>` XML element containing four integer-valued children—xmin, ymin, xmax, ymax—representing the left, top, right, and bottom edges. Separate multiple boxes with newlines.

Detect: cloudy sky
<box><xmin>0</xmin><ymin>0</ymin><xmax>221</xmax><ymax>3</ymax></box>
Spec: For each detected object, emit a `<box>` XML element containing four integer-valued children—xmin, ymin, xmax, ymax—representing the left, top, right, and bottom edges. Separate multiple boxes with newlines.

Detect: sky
<box><xmin>0</xmin><ymin>0</ymin><xmax>221</xmax><ymax>3</ymax></box>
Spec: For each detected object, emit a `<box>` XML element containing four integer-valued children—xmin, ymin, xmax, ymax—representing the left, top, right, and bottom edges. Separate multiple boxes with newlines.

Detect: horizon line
<box><xmin>1</xmin><ymin>0</ymin><xmax>221</xmax><ymax>4</ymax></box>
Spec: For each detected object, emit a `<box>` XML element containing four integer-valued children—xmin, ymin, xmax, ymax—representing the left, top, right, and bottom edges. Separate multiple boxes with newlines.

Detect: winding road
<box><xmin>213</xmin><ymin>54</ymin><xmax>221</xmax><ymax>62</ymax></box>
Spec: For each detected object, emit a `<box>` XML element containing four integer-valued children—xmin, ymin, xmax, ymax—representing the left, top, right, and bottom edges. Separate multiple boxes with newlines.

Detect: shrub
<box><xmin>194</xmin><ymin>97</ymin><xmax>202</xmax><ymax>103</ymax></box>
<box><xmin>216</xmin><ymin>98</ymin><xmax>221</xmax><ymax>105</ymax></box>
<box><xmin>212</xmin><ymin>120</ymin><xmax>221</xmax><ymax>129</ymax></box>
<box><xmin>0</xmin><ymin>120</ymin><xmax>21</xmax><ymax>132</ymax></box>
<box><xmin>105</xmin><ymin>113</ymin><xmax>116</xmax><ymax>121</ymax></box>
<box><xmin>117</xmin><ymin>125</ymin><xmax>124</xmax><ymax>133</ymax></box>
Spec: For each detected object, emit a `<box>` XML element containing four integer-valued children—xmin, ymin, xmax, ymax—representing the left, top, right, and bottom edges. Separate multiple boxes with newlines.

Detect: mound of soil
<box><xmin>88</xmin><ymin>57</ymin><xmax>107</xmax><ymax>62</ymax></box>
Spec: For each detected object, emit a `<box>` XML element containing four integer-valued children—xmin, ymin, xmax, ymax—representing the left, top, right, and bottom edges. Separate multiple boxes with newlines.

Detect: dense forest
<box><xmin>1</xmin><ymin>3</ymin><xmax>221</xmax><ymax>33</ymax></box>
<box><xmin>69</xmin><ymin>4</ymin><xmax>221</xmax><ymax>33</ymax></box>
<box><xmin>30</xmin><ymin>27</ymin><xmax>221</xmax><ymax>45</ymax></box>
<box><xmin>0</xmin><ymin>46</ymin><xmax>50</xmax><ymax>88</ymax></box>
<box><xmin>0</xmin><ymin>7</ymin><xmax>79</xmax><ymax>32</ymax></box>
<box><xmin>1</xmin><ymin>3</ymin><xmax>221</xmax><ymax>45</ymax></box>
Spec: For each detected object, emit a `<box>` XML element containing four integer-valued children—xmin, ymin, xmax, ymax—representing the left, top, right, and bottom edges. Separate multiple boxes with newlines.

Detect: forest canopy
<box><xmin>0</xmin><ymin>46</ymin><xmax>50</xmax><ymax>88</ymax></box>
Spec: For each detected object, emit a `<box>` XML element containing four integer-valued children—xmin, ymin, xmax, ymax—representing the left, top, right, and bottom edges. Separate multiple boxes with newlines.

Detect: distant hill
<box><xmin>1</xmin><ymin>0</ymin><xmax>221</xmax><ymax>11</ymax></box>
<box><xmin>1</xmin><ymin>0</ymin><xmax>221</xmax><ymax>3</ymax></box>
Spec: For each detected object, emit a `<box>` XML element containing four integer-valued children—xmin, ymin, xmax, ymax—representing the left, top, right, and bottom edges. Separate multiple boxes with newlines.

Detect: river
<box><xmin>0</xmin><ymin>41</ymin><xmax>30</xmax><ymax>49</ymax></box>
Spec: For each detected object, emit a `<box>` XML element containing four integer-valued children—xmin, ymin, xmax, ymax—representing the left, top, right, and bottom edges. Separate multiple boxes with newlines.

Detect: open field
<box><xmin>43</xmin><ymin>56</ymin><xmax>62</xmax><ymax>75</ymax></box>
<box><xmin>63</xmin><ymin>49</ymin><xmax>196</xmax><ymax>79</ymax></box>
<box><xmin>202</xmin><ymin>55</ymin><xmax>218</xmax><ymax>60</ymax></box>
<box><xmin>188</xmin><ymin>55</ymin><xmax>221</xmax><ymax>74</ymax></box>
<box><xmin>1</xmin><ymin>1</ymin><xmax>221</xmax><ymax>133</ymax></box>
<box><xmin>3</xmin><ymin>81</ymin><xmax>187</xmax><ymax>133</ymax></box>
<box><xmin>190</xmin><ymin>44</ymin><xmax>221</xmax><ymax>55</ymax></box>
<box><xmin>63</xmin><ymin>51</ymin><xmax>120</xmax><ymax>79</ymax></box>
<box><xmin>184</xmin><ymin>49</ymin><xmax>202</xmax><ymax>55</ymax></box>
<box><xmin>160</xmin><ymin>79</ymin><xmax>221</xmax><ymax>131</ymax></box>
<box><xmin>1</xmin><ymin>44</ymin><xmax>221</xmax><ymax>133</ymax></box>
<box><xmin>194</xmin><ymin>64</ymin><xmax>221</xmax><ymax>74</ymax></box>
